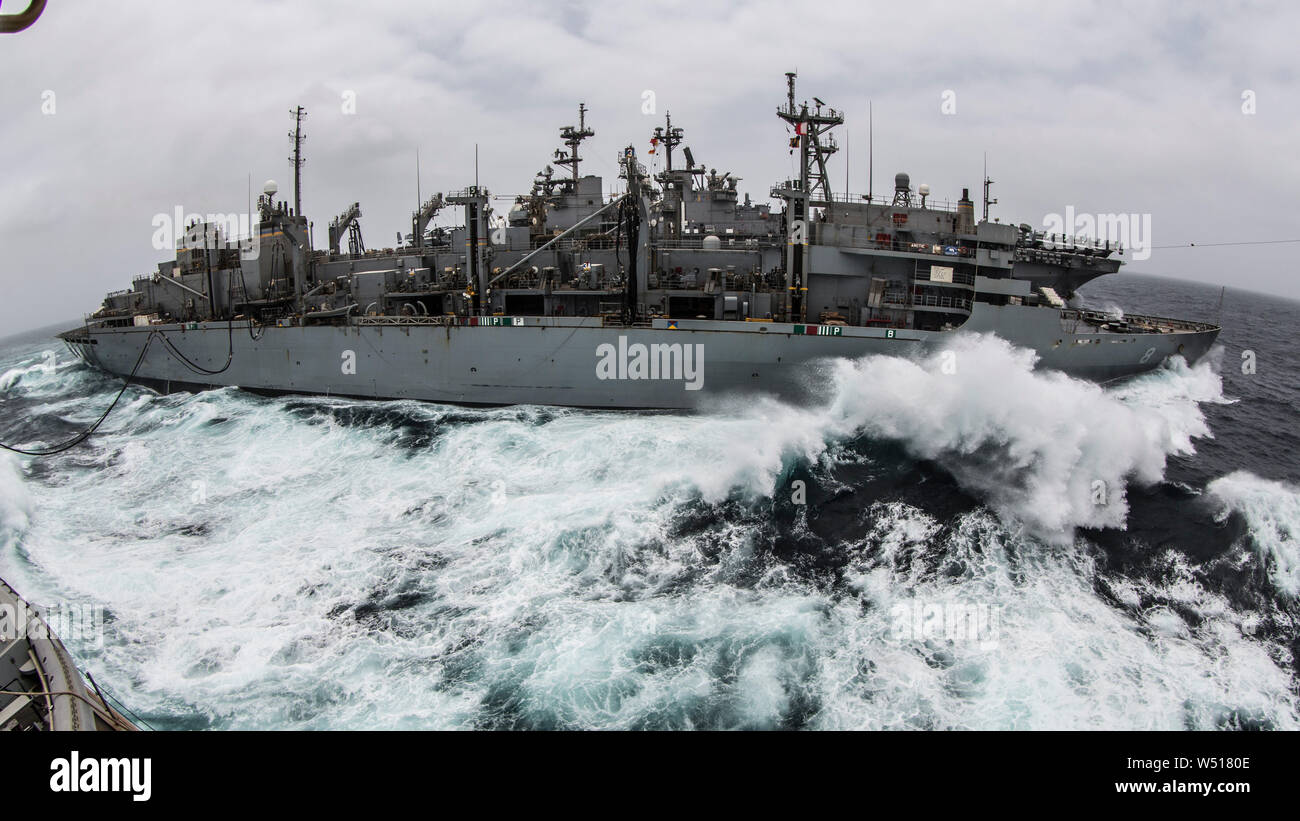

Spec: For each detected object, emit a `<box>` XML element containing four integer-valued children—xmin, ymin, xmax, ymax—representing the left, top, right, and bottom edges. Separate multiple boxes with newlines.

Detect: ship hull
<box><xmin>60</xmin><ymin>303</ymin><xmax>1219</xmax><ymax>411</ymax></box>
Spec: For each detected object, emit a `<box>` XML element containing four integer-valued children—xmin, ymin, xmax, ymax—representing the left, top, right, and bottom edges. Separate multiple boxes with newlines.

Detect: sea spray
<box><xmin>704</xmin><ymin>333</ymin><xmax>1225</xmax><ymax>538</ymax></box>
<box><xmin>1208</xmin><ymin>471</ymin><xmax>1300</xmax><ymax>596</ymax></box>
<box><xmin>0</xmin><ymin>454</ymin><xmax>31</xmax><ymax>549</ymax></box>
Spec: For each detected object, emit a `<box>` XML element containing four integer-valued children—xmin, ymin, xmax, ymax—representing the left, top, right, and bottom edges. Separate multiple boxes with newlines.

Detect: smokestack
<box><xmin>957</xmin><ymin>188</ymin><xmax>975</xmax><ymax>234</ymax></box>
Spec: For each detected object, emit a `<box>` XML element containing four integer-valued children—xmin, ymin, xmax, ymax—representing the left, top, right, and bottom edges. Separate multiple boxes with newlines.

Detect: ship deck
<box><xmin>1063</xmin><ymin>308</ymin><xmax>1219</xmax><ymax>335</ymax></box>
<box><xmin>0</xmin><ymin>577</ymin><xmax>138</xmax><ymax>732</ymax></box>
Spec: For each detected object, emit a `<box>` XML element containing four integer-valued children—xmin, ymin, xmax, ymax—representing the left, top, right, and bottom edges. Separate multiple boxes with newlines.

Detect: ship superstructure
<box><xmin>60</xmin><ymin>75</ymin><xmax>1219</xmax><ymax>410</ymax></box>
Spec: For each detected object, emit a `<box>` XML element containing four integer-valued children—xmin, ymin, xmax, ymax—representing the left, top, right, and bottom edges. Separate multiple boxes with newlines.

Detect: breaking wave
<box><xmin>0</xmin><ymin>454</ymin><xmax>31</xmax><ymax>552</ymax></box>
<box><xmin>1208</xmin><ymin>471</ymin><xmax>1300</xmax><ymax>596</ymax></box>
<box><xmin>703</xmin><ymin>333</ymin><xmax>1226</xmax><ymax>537</ymax></box>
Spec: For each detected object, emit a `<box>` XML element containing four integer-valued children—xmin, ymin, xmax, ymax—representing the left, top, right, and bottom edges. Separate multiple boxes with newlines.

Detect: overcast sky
<box><xmin>1</xmin><ymin>0</ymin><xmax>1296</xmax><ymax>333</ymax></box>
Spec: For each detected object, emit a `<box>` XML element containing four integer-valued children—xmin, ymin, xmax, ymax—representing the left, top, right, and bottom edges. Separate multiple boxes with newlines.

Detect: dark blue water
<box><xmin>1080</xmin><ymin>274</ymin><xmax>1300</xmax><ymax>485</ymax></box>
<box><xmin>0</xmin><ymin>272</ymin><xmax>1296</xmax><ymax>730</ymax></box>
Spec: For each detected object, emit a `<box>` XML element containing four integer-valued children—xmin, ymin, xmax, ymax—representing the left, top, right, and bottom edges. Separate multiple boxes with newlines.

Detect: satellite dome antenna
<box><xmin>892</xmin><ymin>172</ymin><xmax>911</xmax><ymax>207</ymax></box>
<box><xmin>262</xmin><ymin>180</ymin><xmax>278</xmax><ymax>215</ymax></box>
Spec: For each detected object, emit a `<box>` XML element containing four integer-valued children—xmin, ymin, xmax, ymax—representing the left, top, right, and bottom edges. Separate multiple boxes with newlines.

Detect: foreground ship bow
<box><xmin>62</xmin><ymin>76</ymin><xmax>1219</xmax><ymax>410</ymax></box>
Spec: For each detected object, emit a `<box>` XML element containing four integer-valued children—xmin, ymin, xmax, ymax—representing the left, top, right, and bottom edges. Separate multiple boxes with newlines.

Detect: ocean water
<box><xmin>0</xmin><ymin>272</ymin><xmax>1296</xmax><ymax>730</ymax></box>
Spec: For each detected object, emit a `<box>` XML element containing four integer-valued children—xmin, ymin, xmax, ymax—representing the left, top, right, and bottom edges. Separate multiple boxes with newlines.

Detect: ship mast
<box><xmin>651</xmin><ymin>111</ymin><xmax>683</xmax><ymax>171</ymax></box>
<box><xmin>982</xmin><ymin>153</ymin><xmax>997</xmax><ymax>222</ymax></box>
<box><xmin>289</xmin><ymin>106</ymin><xmax>307</xmax><ymax>216</ymax></box>
<box><xmin>650</xmin><ymin>112</ymin><xmax>703</xmax><ymax>242</ymax></box>
<box><xmin>776</xmin><ymin>73</ymin><xmax>842</xmax><ymax>215</ymax></box>
<box><xmin>554</xmin><ymin>103</ymin><xmax>594</xmax><ymax>188</ymax></box>
<box><xmin>774</xmin><ymin>72</ymin><xmax>843</xmax><ymax>322</ymax></box>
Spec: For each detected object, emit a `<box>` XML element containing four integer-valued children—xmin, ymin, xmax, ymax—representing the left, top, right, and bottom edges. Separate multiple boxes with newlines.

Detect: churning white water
<box><xmin>0</xmin><ymin>334</ymin><xmax>1295</xmax><ymax>729</ymax></box>
<box><xmin>1207</xmin><ymin>472</ymin><xmax>1300</xmax><ymax>597</ymax></box>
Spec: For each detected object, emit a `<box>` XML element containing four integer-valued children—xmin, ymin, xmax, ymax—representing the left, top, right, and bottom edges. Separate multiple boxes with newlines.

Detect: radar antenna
<box><xmin>775</xmin><ymin>72</ymin><xmax>843</xmax><ymax>215</ymax></box>
<box><xmin>982</xmin><ymin>153</ymin><xmax>998</xmax><ymax>222</ymax></box>
<box><xmin>651</xmin><ymin>111</ymin><xmax>684</xmax><ymax>171</ymax></box>
<box><xmin>554</xmin><ymin>103</ymin><xmax>595</xmax><ymax>187</ymax></box>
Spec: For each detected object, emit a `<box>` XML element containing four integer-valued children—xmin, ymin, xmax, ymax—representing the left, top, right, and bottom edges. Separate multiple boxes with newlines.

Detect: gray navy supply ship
<box><xmin>60</xmin><ymin>75</ymin><xmax>1219</xmax><ymax>410</ymax></box>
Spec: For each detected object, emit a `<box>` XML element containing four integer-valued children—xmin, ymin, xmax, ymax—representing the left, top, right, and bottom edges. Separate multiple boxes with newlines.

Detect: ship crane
<box><xmin>328</xmin><ymin>202</ymin><xmax>364</xmax><ymax>256</ymax></box>
<box><xmin>617</xmin><ymin>146</ymin><xmax>651</xmax><ymax>325</ymax></box>
<box><xmin>411</xmin><ymin>192</ymin><xmax>446</xmax><ymax>248</ymax></box>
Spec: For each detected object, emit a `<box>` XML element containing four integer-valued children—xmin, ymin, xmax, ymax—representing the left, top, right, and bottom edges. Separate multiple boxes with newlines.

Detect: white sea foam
<box><xmin>0</xmin><ymin>334</ymin><xmax>1289</xmax><ymax>730</ymax></box>
<box><xmin>0</xmin><ymin>454</ymin><xmax>31</xmax><ymax>549</ymax></box>
<box><xmin>704</xmin><ymin>333</ymin><xmax>1225</xmax><ymax>538</ymax></box>
<box><xmin>0</xmin><ymin>350</ymin><xmax>77</xmax><ymax>393</ymax></box>
<box><xmin>1207</xmin><ymin>471</ymin><xmax>1300</xmax><ymax>596</ymax></box>
<box><xmin>825</xmin><ymin>503</ymin><xmax>1297</xmax><ymax>730</ymax></box>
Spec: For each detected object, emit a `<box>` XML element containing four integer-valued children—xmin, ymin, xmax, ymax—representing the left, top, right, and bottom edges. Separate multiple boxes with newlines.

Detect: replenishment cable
<box><xmin>3</xmin><ymin>314</ymin><xmax>246</xmax><ymax>456</ymax></box>
<box><xmin>0</xmin><ymin>331</ymin><xmax>156</xmax><ymax>457</ymax></box>
<box><xmin>237</xmin><ymin>267</ymin><xmax>266</xmax><ymax>340</ymax></box>
<box><xmin>1150</xmin><ymin>238</ymin><xmax>1300</xmax><ymax>249</ymax></box>
<box><xmin>155</xmin><ymin>317</ymin><xmax>235</xmax><ymax>375</ymax></box>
